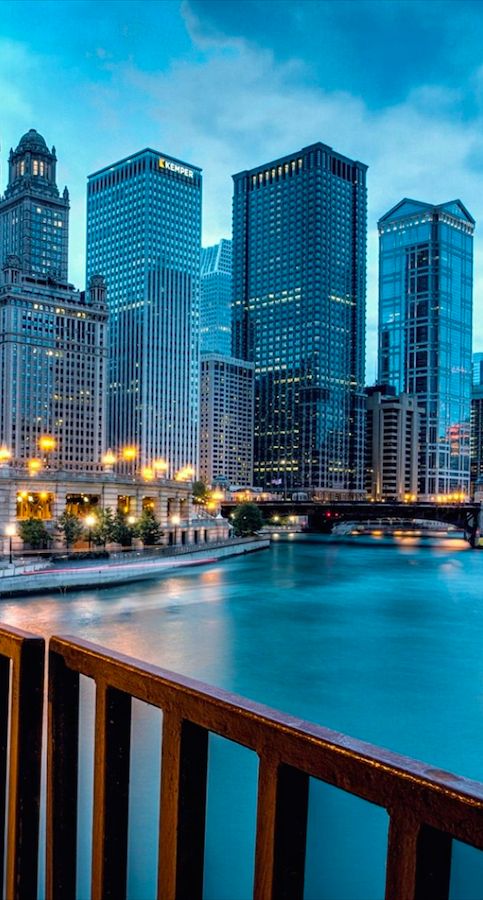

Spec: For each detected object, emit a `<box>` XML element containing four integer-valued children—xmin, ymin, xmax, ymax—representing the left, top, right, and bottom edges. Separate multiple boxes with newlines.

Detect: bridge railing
<box><xmin>44</xmin><ymin>633</ymin><xmax>483</xmax><ymax>900</ymax></box>
<box><xmin>1</xmin><ymin>625</ymin><xmax>483</xmax><ymax>898</ymax></box>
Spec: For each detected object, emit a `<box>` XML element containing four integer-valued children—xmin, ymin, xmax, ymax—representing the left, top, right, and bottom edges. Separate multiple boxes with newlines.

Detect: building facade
<box><xmin>86</xmin><ymin>149</ymin><xmax>201</xmax><ymax>476</ymax></box>
<box><xmin>232</xmin><ymin>142</ymin><xmax>367</xmax><ymax>496</ymax></box>
<box><xmin>0</xmin><ymin>129</ymin><xmax>69</xmax><ymax>281</ymax></box>
<box><xmin>366</xmin><ymin>385</ymin><xmax>420</xmax><ymax>500</ymax></box>
<box><xmin>0</xmin><ymin>130</ymin><xmax>107</xmax><ymax>471</ymax></box>
<box><xmin>0</xmin><ymin>257</ymin><xmax>108</xmax><ymax>469</ymax></box>
<box><xmin>200</xmin><ymin>239</ymin><xmax>232</xmax><ymax>355</ymax></box>
<box><xmin>378</xmin><ymin>199</ymin><xmax>474</xmax><ymax>498</ymax></box>
<box><xmin>199</xmin><ymin>353</ymin><xmax>254</xmax><ymax>486</ymax></box>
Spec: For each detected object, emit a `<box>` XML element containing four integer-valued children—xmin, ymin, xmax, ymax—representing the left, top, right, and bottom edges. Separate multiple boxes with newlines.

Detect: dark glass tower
<box><xmin>0</xmin><ymin>129</ymin><xmax>69</xmax><ymax>280</ymax></box>
<box><xmin>232</xmin><ymin>143</ymin><xmax>367</xmax><ymax>495</ymax></box>
<box><xmin>86</xmin><ymin>149</ymin><xmax>201</xmax><ymax>475</ymax></box>
<box><xmin>200</xmin><ymin>239</ymin><xmax>232</xmax><ymax>355</ymax></box>
<box><xmin>378</xmin><ymin>199</ymin><xmax>474</xmax><ymax>498</ymax></box>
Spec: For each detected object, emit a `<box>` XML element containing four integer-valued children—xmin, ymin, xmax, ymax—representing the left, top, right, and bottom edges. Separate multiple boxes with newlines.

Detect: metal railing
<box><xmin>2</xmin><ymin>626</ymin><xmax>483</xmax><ymax>898</ymax></box>
<box><xmin>44</xmin><ymin>634</ymin><xmax>483</xmax><ymax>900</ymax></box>
<box><xmin>0</xmin><ymin>625</ymin><xmax>44</xmax><ymax>900</ymax></box>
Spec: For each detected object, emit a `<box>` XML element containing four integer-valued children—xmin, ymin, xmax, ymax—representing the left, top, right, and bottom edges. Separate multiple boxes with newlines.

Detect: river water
<box><xmin>3</xmin><ymin>535</ymin><xmax>483</xmax><ymax>899</ymax></box>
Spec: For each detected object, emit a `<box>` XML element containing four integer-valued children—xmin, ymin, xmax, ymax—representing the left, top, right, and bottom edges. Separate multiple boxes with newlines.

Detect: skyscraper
<box><xmin>0</xmin><ymin>131</ymin><xmax>107</xmax><ymax>470</ymax></box>
<box><xmin>0</xmin><ymin>129</ymin><xmax>69</xmax><ymax>281</ymax></box>
<box><xmin>86</xmin><ymin>149</ymin><xmax>201</xmax><ymax>476</ymax></box>
<box><xmin>199</xmin><ymin>352</ymin><xmax>254</xmax><ymax>486</ymax></box>
<box><xmin>232</xmin><ymin>143</ymin><xmax>367</xmax><ymax>495</ymax></box>
<box><xmin>378</xmin><ymin>199</ymin><xmax>474</xmax><ymax>498</ymax></box>
<box><xmin>200</xmin><ymin>239</ymin><xmax>232</xmax><ymax>355</ymax></box>
<box><xmin>365</xmin><ymin>385</ymin><xmax>420</xmax><ymax>501</ymax></box>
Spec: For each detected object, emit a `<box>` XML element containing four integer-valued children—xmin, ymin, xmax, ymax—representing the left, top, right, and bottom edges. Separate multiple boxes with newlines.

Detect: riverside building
<box><xmin>199</xmin><ymin>352</ymin><xmax>254</xmax><ymax>486</ymax></box>
<box><xmin>365</xmin><ymin>385</ymin><xmax>420</xmax><ymax>501</ymax></box>
<box><xmin>0</xmin><ymin>131</ymin><xmax>108</xmax><ymax>471</ymax></box>
<box><xmin>378</xmin><ymin>199</ymin><xmax>474</xmax><ymax>498</ymax></box>
<box><xmin>86</xmin><ymin>149</ymin><xmax>202</xmax><ymax>476</ymax></box>
<box><xmin>200</xmin><ymin>239</ymin><xmax>232</xmax><ymax>355</ymax></box>
<box><xmin>232</xmin><ymin>143</ymin><xmax>367</xmax><ymax>496</ymax></box>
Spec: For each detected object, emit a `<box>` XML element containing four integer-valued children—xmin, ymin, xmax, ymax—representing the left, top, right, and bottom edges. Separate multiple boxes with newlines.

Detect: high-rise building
<box><xmin>0</xmin><ymin>130</ymin><xmax>107</xmax><ymax>470</ymax></box>
<box><xmin>200</xmin><ymin>239</ymin><xmax>232</xmax><ymax>355</ymax></box>
<box><xmin>199</xmin><ymin>352</ymin><xmax>254</xmax><ymax>486</ymax></box>
<box><xmin>378</xmin><ymin>199</ymin><xmax>474</xmax><ymax>498</ymax></box>
<box><xmin>473</xmin><ymin>352</ymin><xmax>483</xmax><ymax>386</ymax></box>
<box><xmin>232</xmin><ymin>143</ymin><xmax>367</xmax><ymax>496</ymax></box>
<box><xmin>86</xmin><ymin>149</ymin><xmax>202</xmax><ymax>476</ymax></box>
<box><xmin>365</xmin><ymin>385</ymin><xmax>420</xmax><ymax>501</ymax></box>
<box><xmin>471</xmin><ymin>353</ymin><xmax>483</xmax><ymax>496</ymax></box>
<box><xmin>0</xmin><ymin>129</ymin><xmax>69</xmax><ymax>281</ymax></box>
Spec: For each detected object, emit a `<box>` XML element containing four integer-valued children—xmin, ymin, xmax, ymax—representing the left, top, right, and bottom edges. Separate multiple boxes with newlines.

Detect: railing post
<box><xmin>158</xmin><ymin>713</ymin><xmax>208</xmax><ymax>900</ymax></box>
<box><xmin>254</xmin><ymin>759</ymin><xmax>309</xmax><ymax>900</ymax></box>
<box><xmin>6</xmin><ymin>635</ymin><xmax>44</xmax><ymax>900</ymax></box>
<box><xmin>385</xmin><ymin>810</ymin><xmax>452</xmax><ymax>900</ymax></box>
<box><xmin>46</xmin><ymin>648</ymin><xmax>80</xmax><ymax>900</ymax></box>
<box><xmin>91</xmin><ymin>682</ymin><xmax>132</xmax><ymax>900</ymax></box>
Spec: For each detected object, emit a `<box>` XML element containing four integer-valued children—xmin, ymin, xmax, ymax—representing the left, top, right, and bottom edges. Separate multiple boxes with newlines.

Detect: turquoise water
<box><xmin>3</xmin><ymin>536</ymin><xmax>483</xmax><ymax>899</ymax></box>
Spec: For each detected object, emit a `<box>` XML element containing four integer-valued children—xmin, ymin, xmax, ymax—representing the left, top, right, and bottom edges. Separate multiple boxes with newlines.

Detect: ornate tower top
<box><xmin>5</xmin><ymin>128</ymin><xmax>59</xmax><ymax>200</ymax></box>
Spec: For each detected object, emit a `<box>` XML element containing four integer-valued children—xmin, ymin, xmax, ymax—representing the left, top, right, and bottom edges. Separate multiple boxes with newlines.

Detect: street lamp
<box><xmin>85</xmin><ymin>514</ymin><xmax>96</xmax><ymax>550</ymax></box>
<box><xmin>171</xmin><ymin>513</ymin><xmax>181</xmax><ymax>545</ymax></box>
<box><xmin>5</xmin><ymin>524</ymin><xmax>16</xmax><ymax>565</ymax></box>
<box><xmin>0</xmin><ymin>445</ymin><xmax>11</xmax><ymax>467</ymax></box>
<box><xmin>38</xmin><ymin>435</ymin><xmax>57</xmax><ymax>468</ymax></box>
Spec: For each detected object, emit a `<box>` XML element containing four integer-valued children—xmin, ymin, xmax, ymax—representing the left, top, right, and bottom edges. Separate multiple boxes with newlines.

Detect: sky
<box><xmin>2</xmin><ymin>0</ymin><xmax>483</xmax><ymax>376</ymax></box>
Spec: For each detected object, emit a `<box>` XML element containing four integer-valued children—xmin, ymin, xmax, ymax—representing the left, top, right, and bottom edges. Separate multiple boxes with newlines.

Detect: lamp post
<box><xmin>171</xmin><ymin>514</ymin><xmax>180</xmax><ymax>546</ymax></box>
<box><xmin>5</xmin><ymin>524</ymin><xmax>16</xmax><ymax>565</ymax></box>
<box><xmin>84</xmin><ymin>514</ymin><xmax>96</xmax><ymax>550</ymax></box>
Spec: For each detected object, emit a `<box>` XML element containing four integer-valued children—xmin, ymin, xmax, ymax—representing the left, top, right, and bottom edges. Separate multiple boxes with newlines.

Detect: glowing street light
<box><xmin>122</xmin><ymin>446</ymin><xmax>138</xmax><ymax>462</ymax></box>
<box><xmin>84</xmin><ymin>513</ymin><xmax>96</xmax><ymax>550</ymax></box>
<box><xmin>102</xmin><ymin>450</ymin><xmax>117</xmax><ymax>468</ymax></box>
<box><xmin>0</xmin><ymin>445</ymin><xmax>11</xmax><ymax>466</ymax></box>
<box><xmin>5</xmin><ymin>524</ymin><xmax>16</xmax><ymax>564</ymax></box>
<box><xmin>28</xmin><ymin>458</ymin><xmax>43</xmax><ymax>475</ymax></box>
<box><xmin>175</xmin><ymin>465</ymin><xmax>195</xmax><ymax>482</ymax></box>
<box><xmin>38</xmin><ymin>435</ymin><xmax>57</xmax><ymax>453</ymax></box>
<box><xmin>153</xmin><ymin>459</ymin><xmax>168</xmax><ymax>477</ymax></box>
<box><xmin>141</xmin><ymin>466</ymin><xmax>155</xmax><ymax>481</ymax></box>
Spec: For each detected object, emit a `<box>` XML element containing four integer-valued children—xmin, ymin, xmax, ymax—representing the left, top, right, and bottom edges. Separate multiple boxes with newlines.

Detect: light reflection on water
<box><xmin>4</xmin><ymin>536</ymin><xmax>483</xmax><ymax>898</ymax></box>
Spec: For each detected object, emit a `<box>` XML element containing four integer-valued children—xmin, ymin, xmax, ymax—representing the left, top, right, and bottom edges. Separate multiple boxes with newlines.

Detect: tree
<box><xmin>111</xmin><ymin>511</ymin><xmax>135</xmax><ymax>547</ymax></box>
<box><xmin>192</xmin><ymin>480</ymin><xmax>209</xmax><ymax>506</ymax></box>
<box><xmin>90</xmin><ymin>508</ymin><xmax>115</xmax><ymax>547</ymax></box>
<box><xmin>18</xmin><ymin>517</ymin><xmax>51</xmax><ymax>549</ymax></box>
<box><xmin>135</xmin><ymin>509</ymin><xmax>163</xmax><ymax>546</ymax></box>
<box><xmin>56</xmin><ymin>511</ymin><xmax>84</xmax><ymax>548</ymax></box>
<box><xmin>231</xmin><ymin>503</ymin><xmax>263</xmax><ymax>536</ymax></box>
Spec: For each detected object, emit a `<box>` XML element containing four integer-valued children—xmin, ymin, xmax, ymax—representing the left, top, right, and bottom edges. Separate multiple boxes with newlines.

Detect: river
<box><xmin>2</xmin><ymin>535</ymin><xmax>483</xmax><ymax>899</ymax></box>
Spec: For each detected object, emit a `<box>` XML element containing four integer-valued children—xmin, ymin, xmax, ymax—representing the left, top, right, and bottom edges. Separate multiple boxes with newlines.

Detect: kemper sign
<box><xmin>159</xmin><ymin>158</ymin><xmax>194</xmax><ymax>179</ymax></box>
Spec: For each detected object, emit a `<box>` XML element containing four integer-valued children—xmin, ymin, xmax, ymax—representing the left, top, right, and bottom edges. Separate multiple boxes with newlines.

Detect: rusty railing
<box><xmin>0</xmin><ymin>625</ymin><xmax>44</xmax><ymax>900</ymax></box>
<box><xmin>42</xmin><ymin>634</ymin><xmax>483</xmax><ymax>900</ymax></box>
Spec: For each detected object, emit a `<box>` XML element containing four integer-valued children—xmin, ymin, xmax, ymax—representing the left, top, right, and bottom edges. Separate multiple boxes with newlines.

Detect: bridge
<box><xmin>221</xmin><ymin>500</ymin><xmax>483</xmax><ymax>546</ymax></box>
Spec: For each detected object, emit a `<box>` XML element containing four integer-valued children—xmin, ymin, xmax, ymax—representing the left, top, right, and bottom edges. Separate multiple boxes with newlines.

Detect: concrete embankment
<box><xmin>0</xmin><ymin>538</ymin><xmax>270</xmax><ymax>597</ymax></box>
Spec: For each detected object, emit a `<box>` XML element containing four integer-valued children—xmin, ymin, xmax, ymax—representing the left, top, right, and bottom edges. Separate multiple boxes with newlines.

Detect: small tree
<box><xmin>91</xmin><ymin>508</ymin><xmax>115</xmax><ymax>547</ymax></box>
<box><xmin>192</xmin><ymin>480</ymin><xmax>209</xmax><ymax>507</ymax></box>
<box><xmin>18</xmin><ymin>517</ymin><xmax>51</xmax><ymax>549</ymax></box>
<box><xmin>135</xmin><ymin>509</ymin><xmax>163</xmax><ymax>546</ymax></box>
<box><xmin>231</xmin><ymin>503</ymin><xmax>263</xmax><ymax>536</ymax></box>
<box><xmin>56</xmin><ymin>511</ymin><xmax>84</xmax><ymax>548</ymax></box>
<box><xmin>111</xmin><ymin>511</ymin><xmax>135</xmax><ymax>547</ymax></box>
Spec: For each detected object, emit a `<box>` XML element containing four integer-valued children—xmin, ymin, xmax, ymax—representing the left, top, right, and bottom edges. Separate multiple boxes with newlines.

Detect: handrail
<box><xmin>0</xmin><ymin>625</ymin><xmax>44</xmax><ymax>900</ymax></box>
<box><xmin>46</xmin><ymin>634</ymin><xmax>483</xmax><ymax>900</ymax></box>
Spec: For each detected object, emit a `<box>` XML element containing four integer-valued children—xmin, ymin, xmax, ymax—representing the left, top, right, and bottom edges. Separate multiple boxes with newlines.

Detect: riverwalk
<box><xmin>0</xmin><ymin>536</ymin><xmax>270</xmax><ymax>596</ymax></box>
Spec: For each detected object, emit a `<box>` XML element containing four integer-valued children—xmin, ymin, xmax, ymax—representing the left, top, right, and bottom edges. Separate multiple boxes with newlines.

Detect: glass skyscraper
<box><xmin>378</xmin><ymin>199</ymin><xmax>474</xmax><ymax>497</ymax></box>
<box><xmin>86</xmin><ymin>149</ymin><xmax>201</xmax><ymax>475</ymax></box>
<box><xmin>232</xmin><ymin>142</ymin><xmax>367</xmax><ymax>495</ymax></box>
<box><xmin>200</xmin><ymin>239</ymin><xmax>232</xmax><ymax>355</ymax></box>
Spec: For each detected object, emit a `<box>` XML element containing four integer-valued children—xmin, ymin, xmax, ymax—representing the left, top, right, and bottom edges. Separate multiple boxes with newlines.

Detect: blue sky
<box><xmin>2</xmin><ymin>0</ymin><xmax>483</xmax><ymax>374</ymax></box>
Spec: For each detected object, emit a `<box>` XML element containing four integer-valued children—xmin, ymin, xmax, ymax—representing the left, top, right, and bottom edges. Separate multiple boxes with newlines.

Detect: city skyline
<box><xmin>2</xmin><ymin>0</ymin><xmax>483</xmax><ymax>374</ymax></box>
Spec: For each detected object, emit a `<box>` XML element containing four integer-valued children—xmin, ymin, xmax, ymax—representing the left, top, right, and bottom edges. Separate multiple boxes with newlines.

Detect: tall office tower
<box><xmin>232</xmin><ymin>143</ymin><xmax>367</xmax><ymax>495</ymax></box>
<box><xmin>86</xmin><ymin>150</ymin><xmax>202</xmax><ymax>475</ymax></box>
<box><xmin>200</xmin><ymin>239</ymin><xmax>232</xmax><ymax>355</ymax></box>
<box><xmin>473</xmin><ymin>352</ymin><xmax>483</xmax><ymax>385</ymax></box>
<box><xmin>0</xmin><ymin>129</ymin><xmax>69</xmax><ymax>280</ymax></box>
<box><xmin>365</xmin><ymin>385</ymin><xmax>420</xmax><ymax>501</ymax></box>
<box><xmin>199</xmin><ymin>352</ymin><xmax>254</xmax><ymax>486</ymax></box>
<box><xmin>378</xmin><ymin>199</ymin><xmax>474</xmax><ymax>498</ymax></box>
<box><xmin>471</xmin><ymin>353</ymin><xmax>483</xmax><ymax>495</ymax></box>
